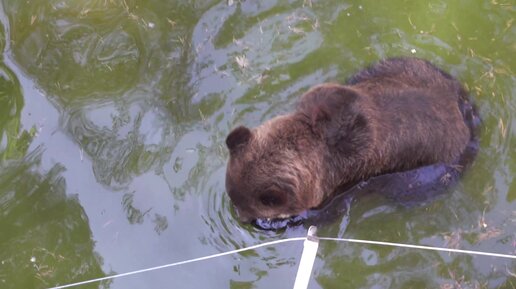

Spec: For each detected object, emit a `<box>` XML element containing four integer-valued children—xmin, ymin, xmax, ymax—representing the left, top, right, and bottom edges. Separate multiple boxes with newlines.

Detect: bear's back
<box><xmin>348</xmin><ymin>58</ymin><xmax>471</xmax><ymax>171</ymax></box>
<box><xmin>347</xmin><ymin>58</ymin><xmax>459</xmax><ymax>92</ymax></box>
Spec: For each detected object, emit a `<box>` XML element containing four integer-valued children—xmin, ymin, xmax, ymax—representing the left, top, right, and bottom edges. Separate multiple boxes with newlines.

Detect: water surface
<box><xmin>0</xmin><ymin>1</ymin><xmax>514</xmax><ymax>288</ymax></box>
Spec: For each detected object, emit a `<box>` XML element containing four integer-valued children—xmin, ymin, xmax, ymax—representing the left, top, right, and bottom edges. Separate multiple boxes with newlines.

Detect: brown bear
<box><xmin>225</xmin><ymin>57</ymin><xmax>478</xmax><ymax>224</ymax></box>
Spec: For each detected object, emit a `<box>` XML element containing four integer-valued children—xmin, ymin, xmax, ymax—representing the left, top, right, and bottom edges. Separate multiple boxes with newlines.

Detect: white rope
<box><xmin>318</xmin><ymin>237</ymin><xmax>516</xmax><ymax>259</ymax></box>
<box><xmin>46</xmin><ymin>237</ymin><xmax>306</xmax><ymax>289</ymax></box>
<box><xmin>46</xmin><ymin>235</ymin><xmax>516</xmax><ymax>289</ymax></box>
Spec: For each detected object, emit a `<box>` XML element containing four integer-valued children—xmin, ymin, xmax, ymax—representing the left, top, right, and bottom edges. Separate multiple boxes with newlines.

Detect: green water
<box><xmin>0</xmin><ymin>0</ymin><xmax>514</xmax><ymax>288</ymax></box>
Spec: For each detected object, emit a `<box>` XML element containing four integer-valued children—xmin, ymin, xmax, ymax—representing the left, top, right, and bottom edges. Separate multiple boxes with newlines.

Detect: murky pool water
<box><xmin>0</xmin><ymin>1</ymin><xmax>514</xmax><ymax>288</ymax></box>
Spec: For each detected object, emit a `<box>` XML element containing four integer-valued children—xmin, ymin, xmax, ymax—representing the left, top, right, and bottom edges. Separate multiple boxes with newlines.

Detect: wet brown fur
<box><xmin>225</xmin><ymin>58</ymin><xmax>472</xmax><ymax>222</ymax></box>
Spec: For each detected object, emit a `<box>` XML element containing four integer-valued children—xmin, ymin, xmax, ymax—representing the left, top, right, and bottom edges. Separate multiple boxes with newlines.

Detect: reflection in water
<box><xmin>0</xmin><ymin>18</ymin><xmax>105</xmax><ymax>287</ymax></box>
<box><xmin>0</xmin><ymin>62</ymin><xmax>34</xmax><ymax>161</ymax></box>
<box><xmin>4</xmin><ymin>0</ymin><xmax>226</xmax><ymax>190</ymax></box>
<box><xmin>122</xmin><ymin>191</ymin><xmax>148</xmax><ymax>224</ymax></box>
<box><xmin>0</xmin><ymin>151</ymin><xmax>106</xmax><ymax>288</ymax></box>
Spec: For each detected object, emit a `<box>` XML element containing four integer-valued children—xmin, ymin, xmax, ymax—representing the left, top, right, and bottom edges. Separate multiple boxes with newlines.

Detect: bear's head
<box><xmin>225</xmin><ymin>84</ymin><xmax>368</xmax><ymax>222</ymax></box>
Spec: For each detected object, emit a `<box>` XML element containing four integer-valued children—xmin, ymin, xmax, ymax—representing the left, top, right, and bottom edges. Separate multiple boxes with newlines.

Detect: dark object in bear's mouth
<box><xmin>250</xmin><ymin>190</ymin><xmax>354</xmax><ymax>230</ymax></box>
<box><xmin>252</xmin><ymin>214</ymin><xmax>306</xmax><ymax>231</ymax></box>
<box><xmin>225</xmin><ymin>57</ymin><xmax>480</xmax><ymax>228</ymax></box>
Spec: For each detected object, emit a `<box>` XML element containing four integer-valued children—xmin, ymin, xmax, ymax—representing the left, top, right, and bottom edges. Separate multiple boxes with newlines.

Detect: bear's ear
<box><xmin>297</xmin><ymin>84</ymin><xmax>368</xmax><ymax>151</ymax></box>
<box><xmin>226</xmin><ymin>126</ymin><xmax>252</xmax><ymax>153</ymax></box>
<box><xmin>298</xmin><ymin>84</ymin><xmax>360</xmax><ymax>127</ymax></box>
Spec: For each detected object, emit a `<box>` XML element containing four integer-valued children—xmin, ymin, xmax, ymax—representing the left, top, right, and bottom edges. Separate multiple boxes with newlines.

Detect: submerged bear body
<box><xmin>225</xmin><ymin>57</ymin><xmax>478</xmax><ymax>224</ymax></box>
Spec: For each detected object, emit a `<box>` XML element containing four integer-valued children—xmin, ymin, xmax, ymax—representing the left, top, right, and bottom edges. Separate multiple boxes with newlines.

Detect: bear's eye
<box><xmin>259</xmin><ymin>193</ymin><xmax>284</xmax><ymax>207</ymax></box>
